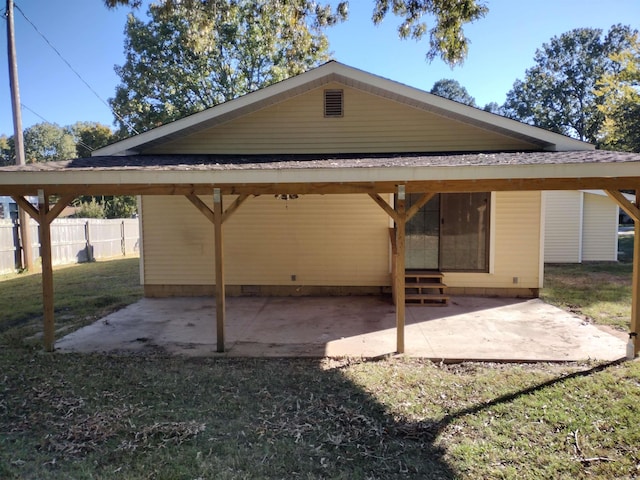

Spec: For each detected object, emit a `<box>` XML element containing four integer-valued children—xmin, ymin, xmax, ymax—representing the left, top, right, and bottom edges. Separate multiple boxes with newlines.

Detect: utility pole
<box><xmin>6</xmin><ymin>0</ymin><xmax>34</xmax><ymax>270</ymax></box>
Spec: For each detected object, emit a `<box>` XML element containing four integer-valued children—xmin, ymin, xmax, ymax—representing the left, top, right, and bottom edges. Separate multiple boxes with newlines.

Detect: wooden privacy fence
<box><xmin>0</xmin><ymin>218</ymin><xmax>139</xmax><ymax>274</ymax></box>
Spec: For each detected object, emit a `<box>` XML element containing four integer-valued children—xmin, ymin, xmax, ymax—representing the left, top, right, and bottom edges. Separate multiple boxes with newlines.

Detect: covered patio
<box><xmin>55</xmin><ymin>295</ymin><xmax>626</xmax><ymax>362</ymax></box>
<box><xmin>0</xmin><ymin>150</ymin><xmax>639</xmax><ymax>359</ymax></box>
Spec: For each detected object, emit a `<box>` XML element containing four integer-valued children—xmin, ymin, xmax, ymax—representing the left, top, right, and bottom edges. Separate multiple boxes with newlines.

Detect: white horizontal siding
<box><xmin>543</xmin><ymin>191</ymin><xmax>582</xmax><ymax>263</ymax></box>
<box><xmin>582</xmin><ymin>193</ymin><xmax>618</xmax><ymax>261</ymax></box>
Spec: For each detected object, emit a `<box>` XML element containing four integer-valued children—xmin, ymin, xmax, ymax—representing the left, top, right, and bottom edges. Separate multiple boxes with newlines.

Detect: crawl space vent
<box><xmin>324</xmin><ymin>89</ymin><xmax>343</xmax><ymax>117</ymax></box>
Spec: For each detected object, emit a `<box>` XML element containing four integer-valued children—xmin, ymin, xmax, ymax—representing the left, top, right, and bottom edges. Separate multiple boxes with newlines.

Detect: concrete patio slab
<box><xmin>55</xmin><ymin>296</ymin><xmax>627</xmax><ymax>362</ymax></box>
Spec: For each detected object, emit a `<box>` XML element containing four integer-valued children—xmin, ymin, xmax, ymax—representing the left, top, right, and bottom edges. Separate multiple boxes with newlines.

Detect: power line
<box><xmin>14</xmin><ymin>2</ymin><xmax>139</xmax><ymax>135</ymax></box>
<box><xmin>20</xmin><ymin>103</ymin><xmax>97</xmax><ymax>155</ymax></box>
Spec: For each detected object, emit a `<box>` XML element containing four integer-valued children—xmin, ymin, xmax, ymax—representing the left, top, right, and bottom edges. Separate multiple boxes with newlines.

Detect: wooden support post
<box><xmin>37</xmin><ymin>190</ymin><xmax>55</xmax><ymax>352</ymax></box>
<box><xmin>633</xmin><ymin>190</ymin><xmax>640</xmax><ymax>355</ymax></box>
<box><xmin>396</xmin><ymin>185</ymin><xmax>406</xmax><ymax>354</ymax></box>
<box><xmin>213</xmin><ymin>188</ymin><xmax>225</xmax><ymax>353</ymax></box>
<box><xmin>606</xmin><ymin>189</ymin><xmax>640</xmax><ymax>355</ymax></box>
<box><xmin>185</xmin><ymin>192</ymin><xmax>251</xmax><ymax>354</ymax></box>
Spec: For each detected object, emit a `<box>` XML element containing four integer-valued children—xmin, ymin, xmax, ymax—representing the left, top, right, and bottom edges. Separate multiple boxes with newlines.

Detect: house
<box><xmin>0</xmin><ymin>61</ymin><xmax>639</xmax><ymax>354</ymax></box>
<box><xmin>91</xmin><ymin>62</ymin><xmax>610</xmax><ymax>299</ymax></box>
<box><xmin>544</xmin><ymin>190</ymin><xmax>629</xmax><ymax>263</ymax></box>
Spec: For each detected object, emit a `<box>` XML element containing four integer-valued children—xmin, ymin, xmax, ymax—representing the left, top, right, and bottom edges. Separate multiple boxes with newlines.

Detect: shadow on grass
<box><xmin>0</xmin><ymin>354</ymin><xmax>456</xmax><ymax>479</ymax></box>
<box><xmin>0</xmin><ymin>350</ymin><xmax>629</xmax><ymax>479</ymax></box>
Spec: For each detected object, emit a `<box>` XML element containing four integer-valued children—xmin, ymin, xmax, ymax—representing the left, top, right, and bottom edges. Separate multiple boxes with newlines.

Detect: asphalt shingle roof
<box><xmin>1</xmin><ymin>150</ymin><xmax>640</xmax><ymax>173</ymax></box>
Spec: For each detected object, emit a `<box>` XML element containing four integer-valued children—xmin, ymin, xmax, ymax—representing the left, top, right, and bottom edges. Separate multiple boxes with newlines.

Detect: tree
<box><xmin>105</xmin><ymin>195</ymin><xmax>138</xmax><ymax>218</ymax></box>
<box><xmin>595</xmin><ymin>33</ymin><xmax>640</xmax><ymax>152</ymax></box>
<box><xmin>23</xmin><ymin>122</ymin><xmax>77</xmax><ymax>163</ymax></box>
<box><xmin>502</xmin><ymin>25</ymin><xmax>636</xmax><ymax>142</ymax></box>
<box><xmin>68</xmin><ymin>122</ymin><xmax>114</xmax><ymax>158</ymax></box>
<box><xmin>482</xmin><ymin>102</ymin><xmax>501</xmax><ymax>115</ymax></box>
<box><xmin>104</xmin><ymin>0</ymin><xmax>487</xmax><ymax>66</ymax></box>
<box><xmin>0</xmin><ymin>135</ymin><xmax>12</xmax><ymax>166</ymax></box>
<box><xmin>430</xmin><ymin>78</ymin><xmax>476</xmax><ymax>106</ymax></box>
<box><xmin>73</xmin><ymin>198</ymin><xmax>107</xmax><ymax>218</ymax></box>
<box><xmin>109</xmin><ymin>1</ymin><xmax>331</xmax><ymax>134</ymax></box>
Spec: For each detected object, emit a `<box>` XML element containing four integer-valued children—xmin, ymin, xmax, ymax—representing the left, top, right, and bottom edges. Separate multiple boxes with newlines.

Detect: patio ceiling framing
<box><xmin>2</xmin><ymin>171</ymin><xmax>639</xmax><ymax>357</ymax></box>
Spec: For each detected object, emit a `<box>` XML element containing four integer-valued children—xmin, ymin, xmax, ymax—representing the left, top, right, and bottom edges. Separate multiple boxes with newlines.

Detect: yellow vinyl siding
<box><xmin>444</xmin><ymin>191</ymin><xmax>542</xmax><ymax>289</ymax></box>
<box><xmin>144</xmin><ymin>83</ymin><xmax>539</xmax><ymax>155</ymax></box>
<box><xmin>141</xmin><ymin>196</ymin><xmax>215</xmax><ymax>285</ymax></box>
<box><xmin>143</xmin><ymin>192</ymin><xmax>543</xmax><ymax>291</ymax></box>
<box><xmin>582</xmin><ymin>192</ymin><xmax>618</xmax><ymax>261</ymax></box>
<box><xmin>543</xmin><ymin>191</ymin><xmax>582</xmax><ymax>263</ymax></box>
<box><xmin>141</xmin><ymin>194</ymin><xmax>390</xmax><ymax>286</ymax></box>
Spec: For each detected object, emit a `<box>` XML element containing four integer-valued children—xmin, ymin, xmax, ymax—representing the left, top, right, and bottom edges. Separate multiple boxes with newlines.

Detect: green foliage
<box><xmin>595</xmin><ymin>33</ymin><xmax>640</xmax><ymax>152</ymax></box>
<box><xmin>503</xmin><ymin>25</ymin><xmax>637</xmax><ymax>142</ymax></box>
<box><xmin>482</xmin><ymin>101</ymin><xmax>501</xmax><ymax>114</ymax></box>
<box><xmin>0</xmin><ymin>135</ymin><xmax>12</xmax><ymax>166</ymax></box>
<box><xmin>68</xmin><ymin>121</ymin><xmax>114</xmax><ymax>157</ymax></box>
<box><xmin>23</xmin><ymin>122</ymin><xmax>77</xmax><ymax>163</ymax></box>
<box><xmin>430</xmin><ymin>78</ymin><xmax>477</xmax><ymax>106</ymax></box>
<box><xmin>105</xmin><ymin>195</ymin><xmax>137</xmax><ymax>218</ymax></box>
<box><xmin>105</xmin><ymin>0</ymin><xmax>486</xmax><ymax>68</ymax></box>
<box><xmin>1</xmin><ymin>122</ymin><xmax>114</xmax><ymax>164</ymax></box>
<box><xmin>74</xmin><ymin>195</ymin><xmax>137</xmax><ymax>219</ymax></box>
<box><xmin>372</xmin><ymin>0</ymin><xmax>488</xmax><ymax>65</ymax></box>
<box><xmin>74</xmin><ymin>198</ymin><xmax>107</xmax><ymax>218</ymax></box>
<box><xmin>110</xmin><ymin>1</ymin><xmax>332</xmax><ymax>134</ymax></box>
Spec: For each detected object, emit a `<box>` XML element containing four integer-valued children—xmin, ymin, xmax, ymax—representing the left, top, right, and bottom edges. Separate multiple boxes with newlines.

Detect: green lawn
<box><xmin>0</xmin><ymin>257</ymin><xmax>142</xmax><ymax>347</ymax></box>
<box><xmin>1</xmin><ymin>256</ymin><xmax>639</xmax><ymax>479</ymax></box>
<box><xmin>541</xmin><ymin>233</ymin><xmax>634</xmax><ymax>331</ymax></box>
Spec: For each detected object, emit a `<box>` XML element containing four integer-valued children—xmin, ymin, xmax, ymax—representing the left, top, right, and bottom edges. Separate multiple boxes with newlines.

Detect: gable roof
<box><xmin>94</xmin><ymin>61</ymin><xmax>592</xmax><ymax>156</ymax></box>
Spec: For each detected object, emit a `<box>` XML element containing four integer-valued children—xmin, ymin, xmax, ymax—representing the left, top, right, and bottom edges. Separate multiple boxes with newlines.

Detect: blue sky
<box><xmin>1</xmin><ymin>0</ymin><xmax>639</xmax><ymax>137</ymax></box>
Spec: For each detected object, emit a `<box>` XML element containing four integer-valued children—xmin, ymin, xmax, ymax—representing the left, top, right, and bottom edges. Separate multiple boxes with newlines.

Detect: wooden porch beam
<box><xmin>405</xmin><ymin>192</ymin><xmax>435</xmax><ymax>222</ymax></box>
<box><xmin>605</xmin><ymin>190</ymin><xmax>640</xmax><ymax>223</ymax></box>
<box><xmin>632</xmin><ymin>190</ymin><xmax>639</xmax><ymax>355</ymax></box>
<box><xmin>36</xmin><ymin>191</ymin><xmax>55</xmax><ymax>352</ymax></box>
<box><xmin>213</xmin><ymin>189</ymin><xmax>225</xmax><ymax>353</ymax></box>
<box><xmin>186</xmin><ymin>193</ymin><xmax>250</xmax><ymax>224</ymax></box>
<box><xmin>5</xmin><ymin>175</ymin><xmax>640</xmax><ymax>197</ymax></box>
<box><xmin>11</xmin><ymin>195</ymin><xmax>39</xmax><ymax>221</ymax></box>
<box><xmin>606</xmin><ymin>189</ymin><xmax>639</xmax><ymax>355</ymax></box>
<box><xmin>45</xmin><ymin>194</ymin><xmax>76</xmax><ymax>224</ymax></box>
<box><xmin>12</xmin><ymin>192</ymin><xmax>73</xmax><ymax>352</ymax></box>
<box><xmin>185</xmin><ymin>194</ymin><xmax>214</xmax><ymax>223</ymax></box>
<box><xmin>395</xmin><ymin>185</ymin><xmax>406</xmax><ymax>354</ymax></box>
<box><xmin>368</xmin><ymin>193</ymin><xmax>398</xmax><ymax>222</ymax></box>
<box><xmin>221</xmin><ymin>194</ymin><xmax>249</xmax><ymax>223</ymax></box>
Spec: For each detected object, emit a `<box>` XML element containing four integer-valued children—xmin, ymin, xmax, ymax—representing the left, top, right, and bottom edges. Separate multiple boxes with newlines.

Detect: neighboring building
<box><xmin>0</xmin><ymin>196</ymin><xmax>16</xmax><ymax>220</ymax></box>
<box><xmin>544</xmin><ymin>190</ymin><xmax>625</xmax><ymax>263</ymax></box>
<box><xmin>0</xmin><ymin>195</ymin><xmax>38</xmax><ymax>220</ymax></box>
<box><xmin>90</xmin><ymin>61</ymin><xmax>603</xmax><ymax>300</ymax></box>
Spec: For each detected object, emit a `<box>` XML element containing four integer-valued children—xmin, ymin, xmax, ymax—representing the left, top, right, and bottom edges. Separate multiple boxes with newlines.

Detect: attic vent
<box><xmin>324</xmin><ymin>89</ymin><xmax>343</xmax><ymax>117</ymax></box>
